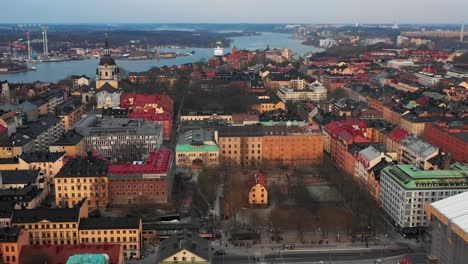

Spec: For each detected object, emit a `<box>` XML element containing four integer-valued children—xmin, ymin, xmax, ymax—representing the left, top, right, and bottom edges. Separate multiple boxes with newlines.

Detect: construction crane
<box><xmin>42</xmin><ymin>25</ymin><xmax>48</xmax><ymax>59</ymax></box>
<box><xmin>26</xmin><ymin>30</ymin><xmax>31</xmax><ymax>60</ymax></box>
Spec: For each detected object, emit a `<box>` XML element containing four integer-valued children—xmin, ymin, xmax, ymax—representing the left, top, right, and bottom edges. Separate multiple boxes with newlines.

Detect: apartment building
<box><xmin>79</xmin><ymin>217</ymin><xmax>142</xmax><ymax>259</ymax></box>
<box><xmin>262</xmin><ymin>125</ymin><xmax>324</xmax><ymax>166</ymax></box>
<box><xmin>398</xmin><ymin>136</ymin><xmax>438</xmax><ymax>170</ymax></box>
<box><xmin>0</xmin><ymin>227</ymin><xmax>28</xmax><ymax>264</ymax></box>
<box><xmin>218</xmin><ymin>125</ymin><xmax>324</xmax><ymax>167</ymax></box>
<box><xmin>12</xmin><ymin>198</ymin><xmax>89</xmax><ymax>246</ymax></box>
<box><xmin>217</xmin><ymin>126</ymin><xmax>264</xmax><ymax>167</ymax></box>
<box><xmin>0</xmin><ymin>114</ymin><xmax>64</xmax><ymax>158</ymax></box>
<box><xmin>56</xmin><ymin>98</ymin><xmax>86</xmax><ymax>132</ymax></box>
<box><xmin>54</xmin><ymin>154</ymin><xmax>109</xmax><ymax>210</ymax></box>
<box><xmin>75</xmin><ymin>115</ymin><xmax>162</xmax><ymax>161</ymax></box>
<box><xmin>108</xmin><ymin>147</ymin><xmax>172</xmax><ymax>205</ymax></box>
<box><xmin>379</xmin><ymin>163</ymin><xmax>468</xmax><ymax>231</ymax></box>
<box><xmin>49</xmin><ymin>130</ymin><xmax>86</xmax><ymax>157</ymax></box>
<box><xmin>424</xmin><ymin>122</ymin><xmax>468</xmax><ymax>163</ymax></box>
<box><xmin>11</xmin><ymin>199</ymin><xmax>143</xmax><ymax>259</ymax></box>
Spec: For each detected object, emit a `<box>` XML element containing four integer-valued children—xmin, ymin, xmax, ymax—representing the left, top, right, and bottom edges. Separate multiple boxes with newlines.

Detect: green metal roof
<box><xmin>176</xmin><ymin>144</ymin><xmax>219</xmax><ymax>152</ymax></box>
<box><xmin>382</xmin><ymin>163</ymin><xmax>468</xmax><ymax>190</ymax></box>
<box><xmin>66</xmin><ymin>254</ymin><xmax>108</xmax><ymax>264</ymax></box>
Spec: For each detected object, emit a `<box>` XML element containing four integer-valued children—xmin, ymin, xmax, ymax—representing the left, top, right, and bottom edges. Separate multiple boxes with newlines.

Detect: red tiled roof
<box><xmin>251</xmin><ymin>172</ymin><xmax>266</xmax><ymax>188</ymax></box>
<box><xmin>387</xmin><ymin>127</ymin><xmax>410</xmax><ymax>143</ymax></box>
<box><xmin>20</xmin><ymin>244</ymin><xmax>123</xmax><ymax>264</ymax></box>
<box><xmin>0</xmin><ymin>125</ymin><xmax>7</xmax><ymax>134</ymax></box>
<box><xmin>108</xmin><ymin>147</ymin><xmax>172</xmax><ymax>175</ymax></box>
<box><xmin>129</xmin><ymin>110</ymin><xmax>173</xmax><ymax>121</ymax></box>
<box><xmin>305</xmin><ymin>102</ymin><xmax>316</xmax><ymax>110</ymax></box>
<box><xmin>120</xmin><ymin>93</ymin><xmax>174</xmax><ymax>113</ymax></box>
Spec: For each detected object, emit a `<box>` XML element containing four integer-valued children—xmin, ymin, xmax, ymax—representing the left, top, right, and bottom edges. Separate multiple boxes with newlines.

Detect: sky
<box><xmin>2</xmin><ymin>0</ymin><xmax>467</xmax><ymax>24</ymax></box>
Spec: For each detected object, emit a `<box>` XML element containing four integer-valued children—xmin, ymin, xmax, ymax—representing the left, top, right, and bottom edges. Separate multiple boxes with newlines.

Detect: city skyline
<box><xmin>2</xmin><ymin>0</ymin><xmax>468</xmax><ymax>24</ymax></box>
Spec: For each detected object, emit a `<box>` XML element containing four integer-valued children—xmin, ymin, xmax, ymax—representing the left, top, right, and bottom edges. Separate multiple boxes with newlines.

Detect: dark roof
<box><xmin>218</xmin><ymin>125</ymin><xmax>264</xmax><ymax>137</ymax></box>
<box><xmin>0</xmin><ymin>201</ymin><xmax>15</xmax><ymax>218</ymax></box>
<box><xmin>99</xmin><ymin>55</ymin><xmax>116</xmax><ymax>66</ymax></box>
<box><xmin>56</xmin><ymin>98</ymin><xmax>82</xmax><ymax>115</ymax></box>
<box><xmin>20</xmin><ymin>152</ymin><xmax>65</xmax><ymax>163</ymax></box>
<box><xmin>79</xmin><ymin>217</ymin><xmax>140</xmax><ymax>230</ymax></box>
<box><xmin>56</xmin><ymin>155</ymin><xmax>108</xmax><ymax>178</ymax></box>
<box><xmin>0</xmin><ymin>170</ymin><xmax>41</xmax><ymax>185</ymax></box>
<box><xmin>96</xmin><ymin>82</ymin><xmax>120</xmax><ymax>93</ymax></box>
<box><xmin>31</xmin><ymin>98</ymin><xmax>47</xmax><ymax>107</ymax></box>
<box><xmin>156</xmin><ymin>231</ymin><xmax>210</xmax><ymax>263</ymax></box>
<box><xmin>0</xmin><ymin>157</ymin><xmax>19</xmax><ymax>164</ymax></box>
<box><xmin>12</xmin><ymin>199</ymin><xmax>86</xmax><ymax>223</ymax></box>
<box><xmin>51</xmin><ymin>130</ymin><xmax>84</xmax><ymax>146</ymax></box>
<box><xmin>0</xmin><ymin>227</ymin><xmax>22</xmax><ymax>243</ymax></box>
<box><xmin>0</xmin><ymin>185</ymin><xmax>44</xmax><ymax>202</ymax></box>
<box><xmin>0</xmin><ymin>114</ymin><xmax>61</xmax><ymax>147</ymax></box>
<box><xmin>71</xmin><ymin>75</ymin><xmax>90</xmax><ymax>80</ymax></box>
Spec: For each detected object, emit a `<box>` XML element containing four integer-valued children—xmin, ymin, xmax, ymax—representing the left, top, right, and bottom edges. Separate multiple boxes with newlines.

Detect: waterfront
<box><xmin>2</xmin><ymin>32</ymin><xmax>321</xmax><ymax>83</ymax></box>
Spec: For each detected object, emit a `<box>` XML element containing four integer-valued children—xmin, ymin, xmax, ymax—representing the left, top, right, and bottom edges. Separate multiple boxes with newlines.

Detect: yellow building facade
<box><xmin>12</xmin><ymin>199</ymin><xmax>89</xmax><ymax>246</ymax></box>
<box><xmin>54</xmin><ymin>155</ymin><xmax>110</xmax><ymax>210</ymax></box>
<box><xmin>0</xmin><ymin>227</ymin><xmax>28</xmax><ymax>264</ymax></box>
<box><xmin>49</xmin><ymin>131</ymin><xmax>86</xmax><ymax>157</ymax></box>
<box><xmin>79</xmin><ymin>218</ymin><xmax>142</xmax><ymax>259</ymax></box>
<box><xmin>55</xmin><ymin>176</ymin><xmax>109</xmax><ymax>210</ymax></box>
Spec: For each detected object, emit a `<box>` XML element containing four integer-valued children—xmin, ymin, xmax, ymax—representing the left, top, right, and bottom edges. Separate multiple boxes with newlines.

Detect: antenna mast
<box><xmin>42</xmin><ymin>25</ymin><xmax>49</xmax><ymax>59</ymax></box>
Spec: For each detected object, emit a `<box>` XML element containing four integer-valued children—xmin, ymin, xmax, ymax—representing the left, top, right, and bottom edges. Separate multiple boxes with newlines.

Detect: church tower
<box><xmin>96</xmin><ymin>34</ymin><xmax>120</xmax><ymax>89</ymax></box>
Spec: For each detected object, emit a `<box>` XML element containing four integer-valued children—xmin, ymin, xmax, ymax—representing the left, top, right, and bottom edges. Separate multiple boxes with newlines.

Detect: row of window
<box><xmin>56</xmin><ymin>178</ymin><xmax>105</xmax><ymax>184</ymax></box>
<box><xmin>110</xmin><ymin>184</ymin><xmax>164</xmax><ymax>189</ymax></box>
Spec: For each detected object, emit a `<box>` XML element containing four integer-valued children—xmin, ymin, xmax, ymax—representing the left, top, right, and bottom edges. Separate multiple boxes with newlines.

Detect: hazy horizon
<box><xmin>3</xmin><ymin>0</ymin><xmax>467</xmax><ymax>24</ymax></box>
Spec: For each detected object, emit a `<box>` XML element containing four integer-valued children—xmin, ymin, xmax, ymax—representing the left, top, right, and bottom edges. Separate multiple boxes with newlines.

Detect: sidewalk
<box><xmin>211</xmin><ymin>237</ymin><xmax>406</xmax><ymax>257</ymax></box>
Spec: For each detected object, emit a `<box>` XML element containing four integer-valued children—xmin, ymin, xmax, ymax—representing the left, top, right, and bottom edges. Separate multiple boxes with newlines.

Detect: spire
<box><xmin>104</xmin><ymin>33</ymin><xmax>110</xmax><ymax>56</ymax></box>
<box><xmin>105</xmin><ymin>33</ymin><xmax>109</xmax><ymax>49</ymax></box>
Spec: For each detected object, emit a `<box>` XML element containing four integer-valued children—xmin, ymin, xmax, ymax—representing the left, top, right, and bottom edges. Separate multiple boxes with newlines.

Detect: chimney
<box><xmin>443</xmin><ymin>153</ymin><xmax>452</xmax><ymax>170</ymax></box>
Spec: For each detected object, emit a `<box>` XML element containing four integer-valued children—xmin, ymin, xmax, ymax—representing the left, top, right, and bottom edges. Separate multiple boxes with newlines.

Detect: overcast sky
<box><xmin>2</xmin><ymin>0</ymin><xmax>467</xmax><ymax>24</ymax></box>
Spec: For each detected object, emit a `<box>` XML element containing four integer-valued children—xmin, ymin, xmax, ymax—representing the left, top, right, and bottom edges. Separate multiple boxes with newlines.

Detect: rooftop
<box><xmin>0</xmin><ymin>201</ymin><xmax>14</xmax><ymax>218</ymax></box>
<box><xmin>0</xmin><ymin>114</ymin><xmax>61</xmax><ymax>147</ymax></box>
<box><xmin>359</xmin><ymin>146</ymin><xmax>382</xmax><ymax>162</ymax></box>
<box><xmin>428</xmin><ymin>191</ymin><xmax>468</xmax><ymax>243</ymax></box>
<box><xmin>0</xmin><ymin>170</ymin><xmax>41</xmax><ymax>185</ymax></box>
<box><xmin>0</xmin><ymin>226</ymin><xmax>22</xmax><ymax>243</ymax></box>
<box><xmin>0</xmin><ymin>185</ymin><xmax>44</xmax><ymax>202</ymax></box>
<box><xmin>20</xmin><ymin>151</ymin><xmax>65</xmax><ymax>163</ymax></box>
<box><xmin>382</xmin><ymin>163</ymin><xmax>468</xmax><ymax>190</ymax></box>
<box><xmin>75</xmin><ymin>115</ymin><xmax>161</xmax><ymax>137</ymax></box>
<box><xmin>56</xmin><ymin>154</ymin><xmax>109</xmax><ymax>178</ymax></box>
<box><xmin>12</xmin><ymin>199</ymin><xmax>86</xmax><ymax>223</ymax></box>
<box><xmin>50</xmin><ymin>130</ymin><xmax>84</xmax><ymax>146</ymax></box>
<box><xmin>79</xmin><ymin>216</ymin><xmax>140</xmax><ymax>230</ymax></box>
<box><xmin>156</xmin><ymin>231</ymin><xmax>210</xmax><ymax>263</ymax></box>
<box><xmin>400</xmin><ymin>136</ymin><xmax>438</xmax><ymax>159</ymax></box>
<box><xmin>108</xmin><ymin>147</ymin><xmax>172</xmax><ymax>176</ymax></box>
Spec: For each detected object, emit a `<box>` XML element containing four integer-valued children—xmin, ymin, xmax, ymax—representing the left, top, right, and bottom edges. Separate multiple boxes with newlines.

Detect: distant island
<box><xmin>0</xmin><ymin>60</ymin><xmax>31</xmax><ymax>74</ymax></box>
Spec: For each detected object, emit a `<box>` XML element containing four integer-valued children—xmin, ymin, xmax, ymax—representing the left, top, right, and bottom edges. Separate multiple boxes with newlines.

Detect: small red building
<box><xmin>108</xmin><ymin>147</ymin><xmax>173</xmax><ymax>205</ymax></box>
